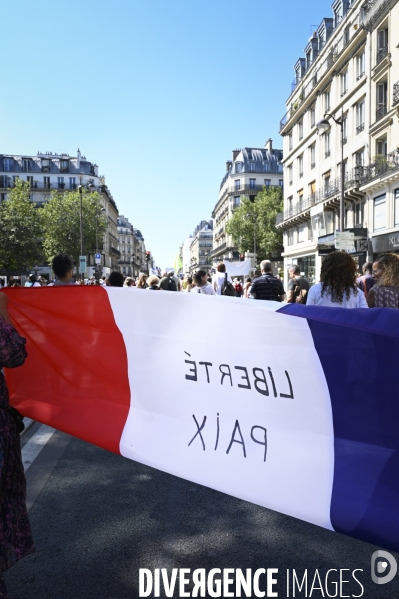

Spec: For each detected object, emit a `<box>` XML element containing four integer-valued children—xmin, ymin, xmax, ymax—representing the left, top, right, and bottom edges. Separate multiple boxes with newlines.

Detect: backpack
<box><xmin>293</xmin><ymin>283</ymin><xmax>308</xmax><ymax>304</ymax></box>
<box><xmin>168</xmin><ymin>276</ymin><xmax>177</xmax><ymax>292</ymax></box>
<box><xmin>235</xmin><ymin>282</ymin><xmax>243</xmax><ymax>293</ymax></box>
<box><xmin>221</xmin><ymin>273</ymin><xmax>235</xmax><ymax>296</ymax></box>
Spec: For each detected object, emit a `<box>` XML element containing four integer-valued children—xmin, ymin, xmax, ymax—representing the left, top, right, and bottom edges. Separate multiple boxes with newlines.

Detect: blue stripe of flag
<box><xmin>279</xmin><ymin>304</ymin><xmax>399</xmax><ymax>552</ymax></box>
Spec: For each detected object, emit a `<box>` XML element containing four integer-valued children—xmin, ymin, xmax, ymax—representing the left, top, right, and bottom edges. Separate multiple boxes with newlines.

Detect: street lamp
<box><xmin>78</xmin><ymin>181</ymin><xmax>95</xmax><ymax>279</ymax></box>
<box><xmin>95</xmin><ymin>206</ymin><xmax>106</xmax><ymax>282</ymax></box>
<box><xmin>317</xmin><ymin>111</ymin><xmax>345</xmax><ymax>233</ymax></box>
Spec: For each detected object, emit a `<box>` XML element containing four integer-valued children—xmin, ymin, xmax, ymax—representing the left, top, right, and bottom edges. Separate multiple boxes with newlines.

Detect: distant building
<box><xmin>189</xmin><ymin>221</ymin><xmax>213</xmax><ymax>275</ymax></box>
<box><xmin>0</xmin><ymin>149</ymin><xmax>120</xmax><ymax>275</ymax></box>
<box><xmin>117</xmin><ymin>215</ymin><xmax>136</xmax><ymax>276</ymax></box>
<box><xmin>212</xmin><ymin>141</ymin><xmax>284</xmax><ymax>264</ymax></box>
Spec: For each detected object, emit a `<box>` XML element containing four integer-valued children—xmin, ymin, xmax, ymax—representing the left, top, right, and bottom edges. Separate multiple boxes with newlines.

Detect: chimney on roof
<box><xmin>77</xmin><ymin>148</ymin><xmax>81</xmax><ymax>169</ymax></box>
<box><xmin>226</xmin><ymin>160</ymin><xmax>232</xmax><ymax>172</ymax></box>
<box><xmin>232</xmin><ymin>149</ymin><xmax>240</xmax><ymax>161</ymax></box>
<box><xmin>264</xmin><ymin>139</ymin><xmax>273</xmax><ymax>153</ymax></box>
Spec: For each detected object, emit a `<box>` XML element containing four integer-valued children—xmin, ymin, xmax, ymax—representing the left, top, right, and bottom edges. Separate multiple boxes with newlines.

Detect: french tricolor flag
<box><xmin>4</xmin><ymin>288</ymin><xmax>399</xmax><ymax>553</ymax></box>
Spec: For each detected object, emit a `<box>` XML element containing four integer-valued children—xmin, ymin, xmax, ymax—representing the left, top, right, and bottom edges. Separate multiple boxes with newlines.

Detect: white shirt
<box><xmin>212</xmin><ymin>272</ymin><xmax>232</xmax><ymax>295</ymax></box>
<box><xmin>193</xmin><ymin>283</ymin><xmax>216</xmax><ymax>295</ymax></box>
<box><xmin>306</xmin><ymin>283</ymin><xmax>368</xmax><ymax>308</ymax></box>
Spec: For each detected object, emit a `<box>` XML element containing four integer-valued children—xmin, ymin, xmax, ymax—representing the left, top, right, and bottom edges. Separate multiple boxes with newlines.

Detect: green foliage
<box><xmin>225</xmin><ymin>186</ymin><xmax>283</xmax><ymax>261</ymax></box>
<box><xmin>0</xmin><ymin>180</ymin><xmax>43</xmax><ymax>270</ymax></box>
<box><xmin>41</xmin><ymin>190</ymin><xmax>107</xmax><ymax>264</ymax></box>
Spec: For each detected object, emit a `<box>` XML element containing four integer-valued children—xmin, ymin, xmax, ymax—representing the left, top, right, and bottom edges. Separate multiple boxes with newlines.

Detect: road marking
<box><xmin>22</xmin><ymin>424</ymin><xmax>56</xmax><ymax>471</ymax></box>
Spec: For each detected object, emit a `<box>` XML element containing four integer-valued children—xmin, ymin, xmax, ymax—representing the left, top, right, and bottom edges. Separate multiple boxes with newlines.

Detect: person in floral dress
<box><xmin>0</xmin><ymin>293</ymin><xmax>34</xmax><ymax>598</ymax></box>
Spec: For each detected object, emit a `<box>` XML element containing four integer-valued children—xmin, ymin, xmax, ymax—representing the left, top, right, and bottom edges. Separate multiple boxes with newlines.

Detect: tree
<box><xmin>225</xmin><ymin>186</ymin><xmax>284</xmax><ymax>261</ymax></box>
<box><xmin>0</xmin><ymin>180</ymin><xmax>43</xmax><ymax>271</ymax></box>
<box><xmin>41</xmin><ymin>190</ymin><xmax>108</xmax><ymax>266</ymax></box>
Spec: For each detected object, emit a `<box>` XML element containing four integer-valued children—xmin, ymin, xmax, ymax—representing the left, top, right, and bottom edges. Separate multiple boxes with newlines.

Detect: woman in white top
<box><xmin>212</xmin><ymin>263</ymin><xmax>232</xmax><ymax>295</ymax></box>
<box><xmin>306</xmin><ymin>251</ymin><xmax>368</xmax><ymax>308</ymax></box>
<box><xmin>193</xmin><ymin>270</ymin><xmax>216</xmax><ymax>295</ymax></box>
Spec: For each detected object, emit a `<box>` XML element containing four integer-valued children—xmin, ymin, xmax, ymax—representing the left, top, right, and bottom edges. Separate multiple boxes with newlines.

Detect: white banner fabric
<box><xmin>223</xmin><ymin>259</ymin><xmax>251</xmax><ymax>276</ymax></box>
<box><xmin>106</xmin><ymin>289</ymin><xmax>335</xmax><ymax>531</ymax></box>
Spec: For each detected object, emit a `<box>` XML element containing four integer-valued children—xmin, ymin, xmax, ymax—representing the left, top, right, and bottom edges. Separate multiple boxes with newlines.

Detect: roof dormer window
<box><xmin>249</xmin><ymin>163</ymin><xmax>256</xmax><ymax>172</ymax></box>
<box><xmin>3</xmin><ymin>158</ymin><xmax>13</xmax><ymax>172</ymax></box>
<box><xmin>41</xmin><ymin>158</ymin><xmax>50</xmax><ymax>173</ymax></box>
<box><xmin>60</xmin><ymin>159</ymin><xmax>69</xmax><ymax>173</ymax></box>
<box><xmin>235</xmin><ymin>162</ymin><xmax>243</xmax><ymax>173</ymax></box>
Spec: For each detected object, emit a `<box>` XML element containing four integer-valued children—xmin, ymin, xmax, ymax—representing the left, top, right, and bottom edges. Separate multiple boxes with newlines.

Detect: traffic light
<box><xmin>240</xmin><ymin>254</ymin><xmax>245</xmax><ymax>261</ymax></box>
<box><xmin>145</xmin><ymin>251</ymin><xmax>151</xmax><ymax>262</ymax></box>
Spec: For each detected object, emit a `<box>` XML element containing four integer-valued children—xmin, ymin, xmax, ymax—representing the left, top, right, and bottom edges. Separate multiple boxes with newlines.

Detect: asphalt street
<box><xmin>4</xmin><ymin>424</ymin><xmax>399</xmax><ymax>599</ymax></box>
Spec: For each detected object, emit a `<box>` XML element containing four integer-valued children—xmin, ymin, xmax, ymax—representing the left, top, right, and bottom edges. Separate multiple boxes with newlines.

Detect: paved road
<box><xmin>4</xmin><ymin>424</ymin><xmax>399</xmax><ymax>598</ymax></box>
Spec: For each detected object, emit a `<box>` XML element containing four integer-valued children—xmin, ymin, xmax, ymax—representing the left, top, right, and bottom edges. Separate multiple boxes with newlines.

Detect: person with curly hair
<box><xmin>306</xmin><ymin>251</ymin><xmax>368</xmax><ymax>308</ymax></box>
<box><xmin>367</xmin><ymin>253</ymin><xmax>399</xmax><ymax>308</ymax></box>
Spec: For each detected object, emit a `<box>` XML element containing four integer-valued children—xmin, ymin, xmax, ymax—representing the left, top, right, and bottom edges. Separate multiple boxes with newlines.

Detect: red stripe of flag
<box><xmin>3</xmin><ymin>287</ymin><xmax>131</xmax><ymax>454</ymax></box>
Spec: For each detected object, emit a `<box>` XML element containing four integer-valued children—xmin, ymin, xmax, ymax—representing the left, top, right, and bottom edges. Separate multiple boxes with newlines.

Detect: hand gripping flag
<box><xmin>4</xmin><ymin>287</ymin><xmax>399</xmax><ymax>553</ymax></box>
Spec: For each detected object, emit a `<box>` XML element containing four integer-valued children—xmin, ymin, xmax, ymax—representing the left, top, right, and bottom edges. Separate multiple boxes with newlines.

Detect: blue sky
<box><xmin>2</xmin><ymin>0</ymin><xmax>331</xmax><ymax>269</ymax></box>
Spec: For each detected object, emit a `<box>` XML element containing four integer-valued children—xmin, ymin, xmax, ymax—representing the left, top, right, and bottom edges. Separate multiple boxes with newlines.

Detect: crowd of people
<box><xmin>1</xmin><ymin>251</ymin><xmax>399</xmax><ymax>310</ymax></box>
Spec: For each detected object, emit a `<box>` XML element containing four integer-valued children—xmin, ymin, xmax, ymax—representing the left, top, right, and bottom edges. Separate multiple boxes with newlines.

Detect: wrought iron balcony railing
<box><xmin>376</xmin><ymin>45</ymin><xmax>388</xmax><ymax>64</ymax></box>
<box><xmin>376</xmin><ymin>104</ymin><xmax>387</xmax><ymax>121</ymax></box>
<box><xmin>275</xmin><ymin>148</ymin><xmax>399</xmax><ymax>226</ymax></box>
<box><xmin>393</xmin><ymin>81</ymin><xmax>399</xmax><ymax>106</ymax></box>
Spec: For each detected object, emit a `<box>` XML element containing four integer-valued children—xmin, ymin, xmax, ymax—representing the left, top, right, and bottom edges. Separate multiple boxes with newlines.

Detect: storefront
<box><xmin>285</xmin><ymin>254</ymin><xmax>316</xmax><ymax>286</ymax></box>
<box><xmin>371</xmin><ymin>231</ymin><xmax>399</xmax><ymax>256</ymax></box>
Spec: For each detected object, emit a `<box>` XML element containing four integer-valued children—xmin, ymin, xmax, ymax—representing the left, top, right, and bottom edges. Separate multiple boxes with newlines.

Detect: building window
<box><xmin>264</xmin><ymin>163</ymin><xmax>270</xmax><ymax>172</ymax></box>
<box><xmin>395</xmin><ymin>189</ymin><xmax>399</xmax><ymax>226</ymax></box>
<box><xmin>324</xmin><ymin>90</ymin><xmax>330</xmax><ymax>112</ymax></box>
<box><xmin>298</xmin><ymin>120</ymin><xmax>303</xmax><ymax>140</ymax></box>
<box><xmin>341</xmin><ymin>70</ymin><xmax>348</xmax><ymax>96</ymax></box>
<box><xmin>356</xmin><ymin>100</ymin><xmax>365</xmax><ymax>133</ymax></box>
<box><xmin>288</xmin><ymin>164</ymin><xmax>293</xmax><ymax>185</ymax></box>
<box><xmin>22</xmin><ymin>159</ymin><xmax>31</xmax><ymax>172</ymax></box>
<box><xmin>279</xmin><ymin>180</ymin><xmax>283</xmax><ymax>187</ymax></box>
<box><xmin>376</xmin><ymin>137</ymin><xmax>387</xmax><ymax>157</ymax></box>
<box><xmin>374</xmin><ymin>194</ymin><xmax>386</xmax><ymax>231</ymax></box>
<box><xmin>298</xmin><ymin>154</ymin><xmax>303</xmax><ymax>178</ymax></box>
<box><xmin>323</xmin><ymin>170</ymin><xmax>331</xmax><ymax>192</ymax></box>
<box><xmin>355</xmin><ymin>148</ymin><xmax>365</xmax><ymax>167</ymax></box>
<box><xmin>26</xmin><ymin>176</ymin><xmax>33</xmax><ymax>186</ymax></box>
<box><xmin>342</xmin><ymin>113</ymin><xmax>348</xmax><ymax>144</ymax></box>
<box><xmin>376</xmin><ymin>28</ymin><xmax>388</xmax><ymax>64</ymax></box>
<box><xmin>309</xmin><ymin>180</ymin><xmax>316</xmax><ymax>198</ymax></box>
<box><xmin>324</xmin><ymin>131</ymin><xmax>331</xmax><ymax>158</ymax></box>
<box><xmin>310</xmin><ymin>144</ymin><xmax>316</xmax><ymax>169</ymax></box>
<box><xmin>288</xmin><ymin>228</ymin><xmax>295</xmax><ymax>245</ymax></box>
<box><xmin>288</xmin><ymin>132</ymin><xmax>293</xmax><ymax>150</ymax></box>
<box><xmin>13</xmin><ymin>176</ymin><xmax>19</xmax><ymax>184</ymax></box>
<box><xmin>249</xmin><ymin>179</ymin><xmax>256</xmax><ymax>189</ymax></box>
<box><xmin>356</xmin><ymin>51</ymin><xmax>365</xmax><ymax>79</ymax></box>
<box><xmin>235</xmin><ymin>162</ymin><xmax>243</xmax><ymax>173</ymax></box>
<box><xmin>298</xmin><ymin>223</ymin><xmax>307</xmax><ymax>243</ymax></box>
<box><xmin>41</xmin><ymin>159</ymin><xmax>50</xmax><ymax>173</ymax></box>
<box><xmin>3</xmin><ymin>158</ymin><xmax>13</xmax><ymax>172</ymax></box>
<box><xmin>60</xmin><ymin>160</ymin><xmax>69</xmax><ymax>173</ymax></box>
<box><xmin>310</xmin><ymin>105</ymin><xmax>316</xmax><ymax>128</ymax></box>
<box><xmin>376</xmin><ymin>81</ymin><xmax>388</xmax><ymax>120</ymax></box>
<box><xmin>249</xmin><ymin>163</ymin><xmax>256</xmax><ymax>172</ymax></box>
<box><xmin>235</xmin><ymin>180</ymin><xmax>241</xmax><ymax>191</ymax></box>
<box><xmin>264</xmin><ymin>180</ymin><xmax>271</xmax><ymax>187</ymax></box>
<box><xmin>355</xmin><ymin>201</ymin><xmax>365</xmax><ymax>226</ymax></box>
<box><xmin>70</xmin><ymin>177</ymin><xmax>76</xmax><ymax>189</ymax></box>
<box><xmin>233</xmin><ymin>196</ymin><xmax>240</xmax><ymax>207</ymax></box>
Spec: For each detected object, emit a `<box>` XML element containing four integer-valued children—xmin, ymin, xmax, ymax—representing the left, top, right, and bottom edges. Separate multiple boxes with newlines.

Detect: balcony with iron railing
<box><xmin>276</xmin><ymin>149</ymin><xmax>399</xmax><ymax>226</ymax></box>
<box><xmin>376</xmin><ymin>103</ymin><xmax>387</xmax><ymax>121</ymax></box>
<box><xmin>376</xmin><ymin>45</ymin><xmax>388</xmax><ymax>65</ymax></box>
<box><xmin>393</xmin><ymin>81</ymin><xmax>399</xmax><ymax>106</ymax></box>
